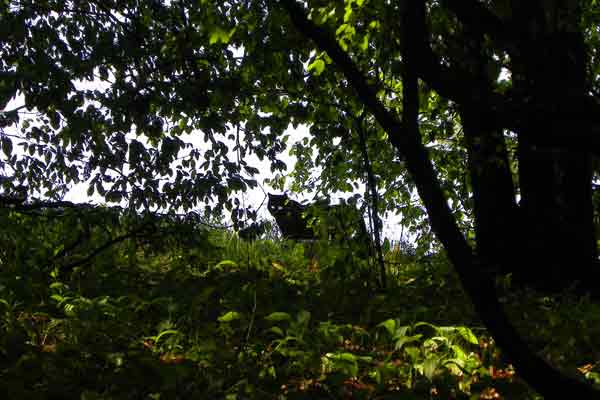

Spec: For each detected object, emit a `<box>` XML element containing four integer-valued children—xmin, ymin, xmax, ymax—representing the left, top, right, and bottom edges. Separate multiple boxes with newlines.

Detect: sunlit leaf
<box><xmin>154</xmin><ymin>329</ymin><xmax>180</xmax><ymax>344</ymax></box>
<box><xmin>422</xmin><ymin>356</ymin><xmax>441</xmax><ymax>381</ymax></box>
<box><xmin>457</xmin><ymin>326</ymin><xmax>478</xmax><ymax>345</ymax></box>
<box><xmin>307</xmin><ymin>59</ymin><xmax>326</xmax><ymax>76</ymax></box>
<box><xmin>209</xmin><ymin>26</ymin><xmax>236</xmax><ymax>45</ymax></box>
<box><xmin>265</xmin><ymin>311</ymin><xmax>292</xmax><ymax>322</ymax></box>
<box><xmin>377</xmin><ymin>319</ymin><xmax>398</xmax><ymax>336</ymax></box>
<box><xmin>218</xmin><ymin>311</ymin><xmax>241</xmax><ymax>322</ymax></box>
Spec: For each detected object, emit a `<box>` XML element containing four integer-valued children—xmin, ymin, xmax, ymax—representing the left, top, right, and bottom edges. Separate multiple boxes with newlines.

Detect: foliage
<box><xmin>0</xmin><ymin>211</ymin><xmax>598</xmax><ymax>399</ymax></box>
<box><xmin>2</xmin><ymin>0</ymin><xmax>600</xmax><ymax>397</ymax></box>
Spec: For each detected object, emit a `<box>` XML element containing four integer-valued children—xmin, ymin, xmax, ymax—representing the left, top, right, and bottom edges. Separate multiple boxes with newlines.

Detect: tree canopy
<box><xmin>1</xmin><ymin>0</ymin><xmax>600</xmax><ymax>397</ymax></box>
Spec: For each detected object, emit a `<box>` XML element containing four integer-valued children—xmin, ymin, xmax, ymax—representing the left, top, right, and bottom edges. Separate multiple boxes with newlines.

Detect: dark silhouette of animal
<box><xmin>267</xmin><ymin>193</ymin><xmax>370</xmax><ymax>245</ymax></box>
<box><xmin>267</xmin><ymin>193</ymin><xmax>315</xmax><ymax>240</ymax></box>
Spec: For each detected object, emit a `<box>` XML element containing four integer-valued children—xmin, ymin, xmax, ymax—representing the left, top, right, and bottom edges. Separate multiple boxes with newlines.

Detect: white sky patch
<box><xmin>499</xmin><ymin>67</ymin><xmax>511</xmax><ymax>83</ymax></box>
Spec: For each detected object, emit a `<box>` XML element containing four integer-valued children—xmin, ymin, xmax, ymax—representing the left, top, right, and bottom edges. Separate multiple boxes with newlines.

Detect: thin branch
<box><xmin>60</xmin><ymin>225</ymin><xmax>151</xmax><ymax>271</ymax></box>
<box><xmin>0</xmin><ymin>105</ymin><xmax>28</xmax><ymax>114</ymax></box>
<box><xmin>354</xmin><ymin>112</ymin><xmax>386</xmax><ymax>289</ymax></box>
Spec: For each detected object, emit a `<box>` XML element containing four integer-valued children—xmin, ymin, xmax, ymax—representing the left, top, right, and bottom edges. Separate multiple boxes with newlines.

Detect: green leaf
<box><xmin>52</xmin><ymin>244</ymin><xmax>65</xmax><ymax>257</ymax></box>
<box><xmin>50</xmin><ymin>294</ymin><xmax>65</xmax><ymax>303</ymax></box>
<box><xmin>218</xmin><ymin>311</ymin><xmax>241</xmax><ymax>322</ymax></box>
<box><xmin>339</xmin><ymin>39</ymin><xmax>349</xmax><ymax>51</ymax></box>
<box><xmin>155</xmin><ymin>329</ymin><xmax>180</xmax><ymax>344</ymax></box>
<box><xmin>324</xmin><ymin>352</ymin><xmax>359</xmax><ymax>376</ymax></box>
<box><xmin>296</xmin><ymin>310</ymin><xmax>311</xmax><ymax>325</ymax></box>
<box><xmin>377</xmin><ymin>318</ymin><xmax>398</xmax><ymax>336</ymax></box>
<box><xmin>215</xmin><ymin>260</ymin><xmax>238</xmax><ymax>269</ymax></box>
<box><xmin>329</xmin><ymin>352</ymin><xmax>357</xmax><ymax>363</ymax></box>
<box><xmin>585</xmin><ymin>371</ymin><xmax>600</xmax><ymax>385</ymax></box>
<box><xmin>394</xmin><ymin>334</ymin><xmax>422</xmax><ymax>351</ymax></box>
<box><xmin>264</xmin><ymin>311</ymin><xmax>292</xmax><ymax>322</ymax></box>
<box><xmin>267</xmin><ymin>326</ymin><xmax>285</xmax><ymax>336</ymax></box>
<box><xmin>209</xmin><ymin>26</ymin><xmax>236</xmax><ymax>45</ymax></box>
<box><xmin>307</xmin><ymin>59</ymin><xmax>326</xmax><ymax>76</ymax></box>
<box><xmin>49</xmin><ymin>282</ymin><xmax>68</xmax><ymax>291</ymax></box>
<box><xmin>344</xmin><ymin>5</ymin><xmax>353</xmax><ymax>22</ymax></box>
<box><xmin>457</xmin><ymin>326</ymin><xmax>479</xmax><ymax>345</ymax></box>
<box><xmin>422</xmin><ymin>356</ymin><xmax>441</xmax><ymax>381</ymax></box>
<box><xmin>360</xmin><ymin>34</ymin><xmax>369</xmax><ymax>51</ymax></box>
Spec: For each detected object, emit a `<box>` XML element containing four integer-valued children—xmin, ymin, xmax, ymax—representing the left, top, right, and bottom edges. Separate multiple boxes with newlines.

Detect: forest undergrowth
<box><xmin>0</xmin><ymin>210</ymin><xmax>599</xmax><ymax>399</ymax></box>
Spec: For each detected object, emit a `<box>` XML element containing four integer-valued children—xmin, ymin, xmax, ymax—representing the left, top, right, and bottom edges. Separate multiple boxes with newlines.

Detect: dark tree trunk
<box><xmin>509</xmin><ymin>1</ymin><xmax>598</xmax><ymax>292</ymax></box>
<box><xmin>517</xmin><ymin>138</ymin><xmax>597</xmax><ymax>290</ymax></box>
<box><xmin>455</xmin><ymin>25</ymin><xmax>521</xmax><ymax>280</ymax></box>
<box><xmin>460</xmin><ymin>105</ymin><xmax>520</xmax><ymax>276</ymax></box>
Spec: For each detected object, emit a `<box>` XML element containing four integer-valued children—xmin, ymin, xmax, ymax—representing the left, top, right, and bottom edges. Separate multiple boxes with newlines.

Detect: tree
<box><xmin>1</xmin><ymin>0</ymin><xmax>599</xmax><ymax>397</ymax></box>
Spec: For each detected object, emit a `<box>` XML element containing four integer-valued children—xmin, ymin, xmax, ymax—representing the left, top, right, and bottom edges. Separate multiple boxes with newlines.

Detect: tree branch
<box><xmin>0</xmin><ymin>196</ymin><xmax>93</xmax><ymax>212</ymax></box>
<box><xmin>60</xmin><ymin>225</ymin><xmax>151</xmax><ymax>272</ymax></box>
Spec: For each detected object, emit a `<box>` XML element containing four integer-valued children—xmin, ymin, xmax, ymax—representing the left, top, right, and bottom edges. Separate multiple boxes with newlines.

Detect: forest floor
<box><xmin>1</xmin><ymin>224</ymin><xmax>599</xmax><ymax>399</ymax></box>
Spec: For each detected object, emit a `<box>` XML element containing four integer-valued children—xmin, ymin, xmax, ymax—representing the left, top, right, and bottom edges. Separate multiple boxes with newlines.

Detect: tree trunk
<box><xmin>456</xmin><ymin>25</ymin><xmax>521</xmax><ymax>281</ymax></box>
<box><xmin>517</xmin><ymin>138</ymin><xmax>597</xmax><ymax>290</ymax></box>
<box><xmin>460</xmin><ymin>105</ymin><xmax>520</xmax><ymax>277</ymax></box>
<box><xmin>510</xmin><ymin>1</ymin><xmax>598</xmax><ymax>292</ymax></box>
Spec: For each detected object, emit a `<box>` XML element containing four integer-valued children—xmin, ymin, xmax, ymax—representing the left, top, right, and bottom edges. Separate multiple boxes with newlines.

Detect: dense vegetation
<box><xmin>1</xmin><ymin>205</ymin><xmax>599</xmax><ymax>399</ymax></box>
<box><xmin>1</xmin><ymin>0</ymin><xmax>600</xmax><ymax>398</ymax></box>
